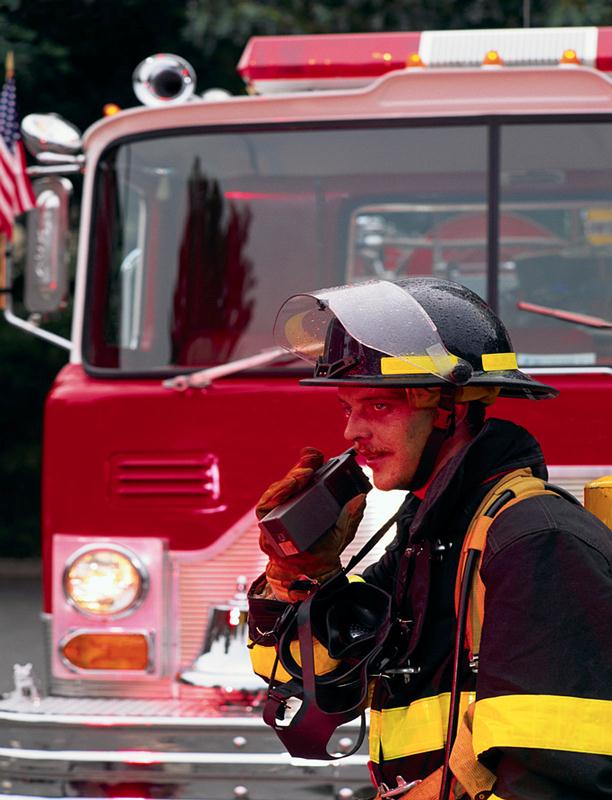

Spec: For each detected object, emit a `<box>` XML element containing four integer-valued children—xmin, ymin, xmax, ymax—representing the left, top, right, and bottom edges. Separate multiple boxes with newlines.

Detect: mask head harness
<box><xmin>261</xmin><ymin>511</ymin><xmax>401</xmax><ymax>760</ymax></box>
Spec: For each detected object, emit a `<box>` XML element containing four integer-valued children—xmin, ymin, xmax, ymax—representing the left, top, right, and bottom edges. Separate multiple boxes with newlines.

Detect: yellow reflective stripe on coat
<box><xmin>249</xmin><ymin>638</ymin><xmax>341</xmax><ymax>683</ymax></box>
<box><xmin>473</xmin><ymin>695</ymin><xmax>612</xmax><ymax>756</ymax></box>
<box><xmin>369</xmin><ymin>691</ymin><xmax>475</xmax><ymax>762</ymax></box>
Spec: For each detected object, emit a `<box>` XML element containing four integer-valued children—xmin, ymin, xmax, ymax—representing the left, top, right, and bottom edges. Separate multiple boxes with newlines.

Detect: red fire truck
<box><xmin>2</xmin><ymin>25</ymin><xmax>612</xmax><ymax>800</ymax></box>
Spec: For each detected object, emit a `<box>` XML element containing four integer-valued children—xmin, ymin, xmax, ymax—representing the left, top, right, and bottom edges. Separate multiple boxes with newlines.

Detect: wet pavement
<box><xmin>0</xmin><ymin>563</ymin><xmax>45</xmax><ymax>695</ymax></box>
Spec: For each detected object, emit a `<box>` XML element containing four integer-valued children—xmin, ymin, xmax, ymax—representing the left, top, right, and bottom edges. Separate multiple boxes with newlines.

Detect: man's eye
<box><xmin>373</xmin><ymin>403</ymin><xmax>389</xmax><ymax>411</ymax></box>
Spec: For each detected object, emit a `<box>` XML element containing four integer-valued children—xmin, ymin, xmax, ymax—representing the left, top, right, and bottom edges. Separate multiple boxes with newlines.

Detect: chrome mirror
<box><xmin>21</xmin><ymin>113</ymin><xmax>82</xmax><ymax>157</ymax></box>
<box><xmin>25</xmin><ymin>177</ymin><xmax>72</xmax><ymax>313</ymax></box>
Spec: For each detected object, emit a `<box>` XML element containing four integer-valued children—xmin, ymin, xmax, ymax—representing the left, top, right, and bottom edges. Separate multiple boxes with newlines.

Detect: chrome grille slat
<box><xmin>175</xmin><ymin>466</ymin><xmax>611</xmax><ymax>668</ymax></box>
<box><xmin>48</xmin><ymin>466</ymin><xmax>609</xmax><ymax>697</ymax></box>
<box><xmin>548</xmin><ymin>465</ymin><xmax>612</xmax><ymax>503</ymax></box>
<box><xmin>109</xmin><ymin>452</ymin><xmax>221</xmax><ymax>503</ymax></box>
<box><xmin>176</xmin><ymin>482</ymin><xmax>405</xmax><ymax>665</ymax></box>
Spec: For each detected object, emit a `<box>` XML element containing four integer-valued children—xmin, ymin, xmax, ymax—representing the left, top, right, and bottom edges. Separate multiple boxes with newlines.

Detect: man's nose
<box><xmin>343</xmin><ymin>414</ymin><xmax>370</xmax><ymax>443</ymax></box>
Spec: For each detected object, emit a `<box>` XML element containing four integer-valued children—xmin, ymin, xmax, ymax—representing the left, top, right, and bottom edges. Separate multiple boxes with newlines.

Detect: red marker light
<box><xmin>103</xmin><ymin>103</ymin><xmax>121</xmax><ymax>117</ymax></box>
<box><xmin>237</xmin><ymin>32</ymin><xmax>421</xmax><ymax>88</ymax></box>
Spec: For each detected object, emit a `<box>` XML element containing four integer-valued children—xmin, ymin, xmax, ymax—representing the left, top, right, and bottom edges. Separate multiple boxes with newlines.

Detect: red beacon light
<box><xmin>560</xmin><ymin>48</ymin><xmax>581</xmax><ymax>65</ymax></box>
<box><xmin>237</xmin><ymin>32</ymin><xmax>421</xmax><ymax>94</ymax></box>
<box><xmin>482</xmin><ymin>50</ymin><xmax>504</xmax><ymax>67</ymax></box>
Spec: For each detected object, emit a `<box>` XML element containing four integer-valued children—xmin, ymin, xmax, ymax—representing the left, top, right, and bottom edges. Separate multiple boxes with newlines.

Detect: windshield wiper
<box><xmin>163</xmin><ymin>347</ymin><xmax>295</xmax><ymax>390</ymax></box>
<box><xmin>517</xmin><ymin>301</ymin><xmax>612</xmax><ymax>330</ymax></box>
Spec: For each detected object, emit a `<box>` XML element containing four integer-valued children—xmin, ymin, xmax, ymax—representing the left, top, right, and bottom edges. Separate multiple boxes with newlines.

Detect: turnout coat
<box><xmin>248</xmin><ymin>419</ymin><xmax>612</xmax><ymax>799</ymax></box>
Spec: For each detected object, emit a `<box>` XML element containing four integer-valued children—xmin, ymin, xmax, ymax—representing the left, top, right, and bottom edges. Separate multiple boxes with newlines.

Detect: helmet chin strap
<box><xmin>408</xmin><ymin>386</ymin><xmax>456</xmax><ymax>492</ymax></box>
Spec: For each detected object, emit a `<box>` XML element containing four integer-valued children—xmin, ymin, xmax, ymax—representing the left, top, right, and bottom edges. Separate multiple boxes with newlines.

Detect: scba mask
<box><xmin>263</xmin><ymin>571</ymin><xmax>394</xmax><ymax>760</ymax></box>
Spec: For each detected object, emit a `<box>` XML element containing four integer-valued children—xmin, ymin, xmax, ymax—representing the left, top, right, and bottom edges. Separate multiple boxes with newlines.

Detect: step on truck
<box><xmin>1</xmin><ymin>25</ymin><xmax>612</xmax><ymax>800</ymax></box>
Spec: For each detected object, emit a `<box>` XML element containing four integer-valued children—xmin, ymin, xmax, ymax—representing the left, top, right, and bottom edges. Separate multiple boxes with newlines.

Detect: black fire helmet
<box><xmin>274</xmin><ymin>277</ymin><xmax>558</xmax><ymax>400</ymax></box>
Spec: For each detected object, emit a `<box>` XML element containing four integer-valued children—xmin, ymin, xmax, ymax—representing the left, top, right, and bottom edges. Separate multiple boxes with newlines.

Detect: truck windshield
<box><xmin>85</xmin><ymin>120</ymin><xmax>612</xmax><ymax>373</ymax></box>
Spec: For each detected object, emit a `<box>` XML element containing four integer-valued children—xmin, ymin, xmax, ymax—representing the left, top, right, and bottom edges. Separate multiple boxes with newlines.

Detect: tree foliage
<box><xmin>183</xmin><ymin>0</ymin><xmax>612</xmax><ymax>57</ymax></box>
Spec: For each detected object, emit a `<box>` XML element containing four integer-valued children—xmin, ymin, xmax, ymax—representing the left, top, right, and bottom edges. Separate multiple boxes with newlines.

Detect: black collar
<box><xmin>407</xmin><ymin>418</ymin><xmax>547</xmax><ymax>543</ymax></box>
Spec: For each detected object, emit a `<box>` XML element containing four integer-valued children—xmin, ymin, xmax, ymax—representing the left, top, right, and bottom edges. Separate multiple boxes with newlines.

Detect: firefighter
<box><xmin>248</xmin><ymin>278</ymin><xmax>612</xmax><ymax>800</ymax></box>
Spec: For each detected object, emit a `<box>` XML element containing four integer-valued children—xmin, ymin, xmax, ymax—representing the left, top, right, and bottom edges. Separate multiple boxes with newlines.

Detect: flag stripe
<box><xmin>0</xmin><ymin>73</ymin><xmax>35</xmax><ymax>236</ymax></box>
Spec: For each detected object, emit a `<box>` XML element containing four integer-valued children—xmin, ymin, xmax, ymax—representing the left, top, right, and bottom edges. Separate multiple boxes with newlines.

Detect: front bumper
<box><xmin>0</xmin><ymin>693</ymin><xmax>372</xmax><ymax>800</ymax></box>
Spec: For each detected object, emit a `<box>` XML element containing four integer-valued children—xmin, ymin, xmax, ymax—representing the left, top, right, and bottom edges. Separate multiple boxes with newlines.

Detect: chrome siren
<box><xmin>179</xmin><ymin>576</ymin><xmax>266</xmax><ymax>694</ymax></box>
<box><xmin>132</xmin><ymin>54</ymin><xmax>196</xmax><ymax>107</ymax></box>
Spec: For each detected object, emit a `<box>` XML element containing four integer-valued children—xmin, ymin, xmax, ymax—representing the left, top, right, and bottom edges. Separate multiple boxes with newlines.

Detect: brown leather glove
<box><xmin>257</xmin><ymin>447</ymin><xmax>367</xmax><ymax>602</ymax></box>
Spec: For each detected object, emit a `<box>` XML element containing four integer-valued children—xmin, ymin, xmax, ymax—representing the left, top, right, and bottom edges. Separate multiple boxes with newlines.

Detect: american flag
<box><xmin>0</xmin><ymin>59</ymin><xmax>35</xmax><ymax>238</ymax></box>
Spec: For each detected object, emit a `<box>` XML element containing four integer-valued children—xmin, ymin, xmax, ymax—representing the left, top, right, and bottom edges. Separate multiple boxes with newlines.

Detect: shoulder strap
<box><xmin>454</xmin><ymin>468</ymin><xmax>560</xmax><ymax>669</ymax></box>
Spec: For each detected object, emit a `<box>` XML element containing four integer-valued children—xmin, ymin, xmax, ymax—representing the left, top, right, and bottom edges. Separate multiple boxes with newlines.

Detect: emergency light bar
<box><xmin>238</xmin><ymin>26</ymin><xmax>612</xmax><ymax>94</ymax></box>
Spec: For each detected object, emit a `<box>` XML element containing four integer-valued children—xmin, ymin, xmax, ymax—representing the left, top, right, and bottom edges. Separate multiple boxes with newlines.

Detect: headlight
<box><xmin>63</xmin><ymin>545</ymin><xmax>148</xmax><ymax>617</ymax></box>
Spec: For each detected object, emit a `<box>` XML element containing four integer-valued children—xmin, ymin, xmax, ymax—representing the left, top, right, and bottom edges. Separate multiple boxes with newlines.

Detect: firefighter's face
<box><xmin>338</xmin><ymin>387</ymin><xmax>434</xmax><ymax>491</ymax></box>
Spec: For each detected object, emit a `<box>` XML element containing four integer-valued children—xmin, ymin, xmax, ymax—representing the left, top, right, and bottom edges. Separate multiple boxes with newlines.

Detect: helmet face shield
<box><xmin>274</xmin><ymin>280</ymin><xmax>471</xmax><ymax>383</ymax></box>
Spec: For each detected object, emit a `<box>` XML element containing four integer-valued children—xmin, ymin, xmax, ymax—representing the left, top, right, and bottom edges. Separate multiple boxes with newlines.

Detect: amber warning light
<box><xmin>482</xmin><ymin>50</ymin><xmax>504</xmax><ymax>67</ymax></box>
<box><xmin>406</xmin><ymin>53</ymin><xmax>425</xmax><ymax>68</ymax></box>
<box><xmin>560</xmin><ymin>49</ymin><xmax>581</xmax><ymax>65</ymax></box>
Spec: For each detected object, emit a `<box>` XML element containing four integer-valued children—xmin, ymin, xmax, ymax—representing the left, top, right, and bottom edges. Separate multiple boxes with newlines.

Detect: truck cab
<box><xmin>2</xmin><ymin>27</ymin><xmax>612</xmax><ymax>800</ymax></box>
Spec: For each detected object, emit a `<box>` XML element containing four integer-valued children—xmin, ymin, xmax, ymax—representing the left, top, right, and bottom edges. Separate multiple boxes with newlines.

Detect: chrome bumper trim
<box><xmin>0</xmin><ymin>709</ymin><xmax>266</xmax><ymax>727</ymax></box>
<box><xmin>0</xmin><ymin>744</ymin><xmax>369</xmax><ymax>767</ymax></box>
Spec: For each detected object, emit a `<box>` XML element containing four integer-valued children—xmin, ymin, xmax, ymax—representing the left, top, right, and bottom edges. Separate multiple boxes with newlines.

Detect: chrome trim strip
<box><xmin>548</xmin><ymin>465</ymin><xmax>612</xmax><ymax>477</ymax></box>
<box><xmin>523</xmin><ymin>367</ymin><xmax>612</xmax><ymax>375</ymax></box>
<box><xmin>0</xmin><ymin>745</ymin><xmax>369</xmax><ymax>767</ymax></box>
<box><xmin>0</xmin><ymin>709</ymin><xmax>275</xmax><ymax>726</ymax></box>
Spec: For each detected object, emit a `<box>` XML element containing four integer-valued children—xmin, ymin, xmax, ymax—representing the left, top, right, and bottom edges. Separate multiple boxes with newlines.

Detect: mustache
<box><xmin>356</xmin><ymin>447</ymin><xmax>389</xmax><ymax>458</ymax></box>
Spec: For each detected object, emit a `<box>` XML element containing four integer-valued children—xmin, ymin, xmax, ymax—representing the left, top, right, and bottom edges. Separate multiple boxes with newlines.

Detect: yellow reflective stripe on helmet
<box><xmin>380</xmin><ymin>355</ymin><xmax>459</xmax><ymax>375</ymax></box>
<box><xmin>369</xmin><ymin>691</ymin><xmax>475</xmax><ymax>762</ymax></box>
<box><xmin>481</xmin><ymin>352</ymin><xmax>517</xmax><ymax>371</ymax></box>
<box><xmin>249</xmin><ymin>638</ymin><xmax>341</xmax><ymax>683</ymax></box>
<box><xmin>473</xmin><ymin>695</ymin><xmax>612</xmax><ymax>756</ymax></box>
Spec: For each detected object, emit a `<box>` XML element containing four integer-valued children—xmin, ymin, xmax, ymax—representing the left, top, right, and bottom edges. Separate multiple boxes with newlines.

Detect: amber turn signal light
<box><xmin>62</xmin><ymin>632</ymin><xmax>149</xmax><ymax>670</ymax></box>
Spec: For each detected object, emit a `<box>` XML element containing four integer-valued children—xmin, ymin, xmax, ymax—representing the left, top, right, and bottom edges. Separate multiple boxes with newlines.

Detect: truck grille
<box><xmin>50</xmin><ymin>465</ymin><xmax>609</xmax><ymax>696</ymax></box>
<box><xmin>109</xmin><ymin>453</ymin><xmax>223</xmax><ymax>507</ymax></box>
<box><xmin>176</xmin><ymin>465</ymin><xmax>611</xmax><ymax>667</ymax></box>
<box><xmin>177</xmin><ymin>484</ymin><xmax>406</xmax><ymax>666</ymax></box>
